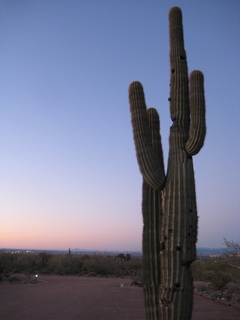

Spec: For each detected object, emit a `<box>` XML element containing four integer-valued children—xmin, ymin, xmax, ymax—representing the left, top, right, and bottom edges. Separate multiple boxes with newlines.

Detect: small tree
<box><xmin>207</xmin><ymin>270</ymin><xmax>231</xmax><ymax>292</ymax></box>
<box><xmin>223</xmin><ymin>238</ymin><xmax>240</xmax><ymax>270</ymax></box>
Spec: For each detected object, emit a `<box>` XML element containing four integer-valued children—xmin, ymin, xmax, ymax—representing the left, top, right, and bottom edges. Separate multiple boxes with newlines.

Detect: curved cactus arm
<box><xmin>185</xmin><ymin>70</ymin><xmax>206</xmax><ymax>155</ymax></box>
<box><xmin>129</xmin><ymin>81</ymin><xmax>166</xmax><ymax>189</ymax></box>
<box><xmin>147</xmin><ymin>108</ymin><xmax>165</xmax><ymax>172</ymax></box>
<box><xmin>142</xmin><ymin>108</ymin><xmax>164</xmax><ymax>319</ymax></box>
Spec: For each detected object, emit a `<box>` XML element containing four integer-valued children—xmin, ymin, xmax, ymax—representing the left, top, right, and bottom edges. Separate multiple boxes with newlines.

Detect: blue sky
<box><xmin>0</xmin><ymin>0</ymin><xmax>239</xmax><ymax>251</ymax></box>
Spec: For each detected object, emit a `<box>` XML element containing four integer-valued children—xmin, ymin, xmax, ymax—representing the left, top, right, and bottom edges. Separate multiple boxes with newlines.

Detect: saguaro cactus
<box><xmin>128</xmin><ymin>7</ymin><xmax>206</xmax><ymax>320</ymax></box>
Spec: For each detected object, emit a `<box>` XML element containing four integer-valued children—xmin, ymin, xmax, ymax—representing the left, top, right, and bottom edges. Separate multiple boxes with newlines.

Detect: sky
<box><xmin>0</xmin><ymin>0</ymin><xmax>239</xmax><ymax>251</ymax></box>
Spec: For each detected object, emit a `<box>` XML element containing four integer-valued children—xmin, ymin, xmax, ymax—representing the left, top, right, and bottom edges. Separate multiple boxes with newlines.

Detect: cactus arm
<box><xmin>147</xmin><ymin>108</ymin><xmax>165</xmax><ymax>171</ymax></box>
<box><xmin>141</xmin><ymin>107</ymin><xmax>164</xmax><ymax>319</ymax></box>
<box><xmin>185</xmin><ymin>70</ymin><xmax>206</xmax><ymax>155</ymax></box>
<box><xmin>129</xmin><ymin>81</ymin><xmax>166</xmax><ymax>189</ymax></box>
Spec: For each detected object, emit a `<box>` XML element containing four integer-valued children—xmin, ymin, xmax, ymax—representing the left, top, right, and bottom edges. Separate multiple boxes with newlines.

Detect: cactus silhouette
<box><xmin>128</xmin><ymin>7</ymin><xmax>206</xmax><ymax>320</ymax></box>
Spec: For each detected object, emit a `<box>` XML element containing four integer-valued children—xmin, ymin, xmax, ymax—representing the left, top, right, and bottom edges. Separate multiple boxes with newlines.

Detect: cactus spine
<box><xmin>128</xmin><ymin>7</ymin><xmax>206</xmax><ymax>320</ymax></box>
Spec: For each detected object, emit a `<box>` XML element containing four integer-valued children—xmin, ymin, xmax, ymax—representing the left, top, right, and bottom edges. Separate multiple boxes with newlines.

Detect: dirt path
<box><xmin>0</xmin><ymin>276</ymin><xmax>239</xmax><ymax>320</ymax></box>
<box><xmin>0</xmin><ymin>276</ymin><xmax>145</xmax><ymax>320</ymax></box>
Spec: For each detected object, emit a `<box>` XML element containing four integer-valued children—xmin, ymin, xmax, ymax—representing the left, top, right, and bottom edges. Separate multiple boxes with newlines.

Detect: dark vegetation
<box><xmin>192</xmin><ymin>258</ymin><xmax>238</xmax><ymax>290</ymax></box>
<box><xmin>1</xmin><ymin>249</ymin><xmax>239</xmax><ymax>305</ymax></box>
<box><xmin>1</xmin><ymin>240</ymin><xmax>239</xmax><ymax>306</ymax></box>
<box><xmin>1</xmin><ymin>251</ymin><xmax>239</xmax><ymax>288</ymax></box>
<box><xmin>0</xmin><ymin>252</ymin><xmax>142</xmax><ymax>281</ymax></box>
<box><xmin>191</xmin><ymin>256</ymin><xmax>240</xmax><ymax>305</ymax></box>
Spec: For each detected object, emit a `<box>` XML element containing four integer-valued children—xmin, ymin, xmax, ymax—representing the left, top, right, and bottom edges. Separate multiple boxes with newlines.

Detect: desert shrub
<box><xmin>191</xmin><ymin>257</ymin><xmax>233</xmax><ymax>282</ymax></box>
<box><xmin>126</xmin><ymin>253</ymin><xmax>131</xmax><ymax>261</ymax></box>
<box><xmin>126</xmin><ymin>258</ymin><xmax>142</xmax><ymax>270</ymax></box>
<box><xmin>0</xmin><ymin>253</ymin><xmax>34</xmax><ymax>274</ymax></box>
<box><xmin>0</xmin><ymin>254</ymin><xmax>15</xmax><ymax>273</ymax></box>
<box><xmin>9</xmin><ymin>275</ymin><xmax>21</xmax><ymax>282</ymax></box>
<box><xmin>223</xmin><ymin>238</ymin><xmax>240</xmax><ymax>270</ymax></box>
<box><xmin>48</xmin><ymin>255</ymin><xmax>83</xmax><ymax>275</ymax></box>
<box><xmin>191</xmin><ymin>257</ymin><xmax>235</xmax><ymax>293</ymax></box>
<box><xmin>207</xmin><ymin>271</ymin><xmax>231</xmax><ymax>291</ymax></box>
<box><xmin>131</xmin><ymin>267</ymin><xmax>143</xmax><ymax>283</ymax></box>
<box><xmin>0</xmin><ymin>252</ymin><xmax>55</xmax><ymax>274</ymax></box>
<box><xmin>81</xmin><ymin>255</ymin><xmax>143</xmax><ymax>277</ymax></box>
<box><xmin>81</xmin><ymin>254</ymin><xmax>90</xmax><ymax>260</ymax></box>
<box><xmin>191</xmin><ymin>259</ymin><xmax>206</xmax><ymax>280</ymax></box>
<box><xmin>227</xmin><ymin>282</ymin><xmax>240</xmax><ymax>295</ymax></box>
<box><xmin>36</xmin><ymin>252</ymin><xmax>52</xmax><ymax>269</ymax></box>
<box><xmin>122</xmin><ymin>259</ymin><xmax>143</xmax><ymax>280</ymax></box>
<box><xmin>15</xmin><ymin>254</ymin><xmax>38</xmax><ymax>274</ymax></box>
<box><xmin>0</xmin><ymin>252</ymin><xmax>142</xmax><ymax>278</ymax></box>
<box><xmin>83</xmin><ymin>255</ymin><xmax>117</xmax><ymax>276</ymax></box>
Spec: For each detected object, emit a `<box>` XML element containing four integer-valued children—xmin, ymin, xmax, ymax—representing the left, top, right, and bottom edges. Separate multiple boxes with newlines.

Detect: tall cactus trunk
<box><xmin>128</xmin><ymin>7</ymin><xmax>206</xmax><ymax>320</ymax></box>
<box><xmin>159</xmin><ymin>126</ymin><xmax>198</xmax><ymax>319</ymax></box>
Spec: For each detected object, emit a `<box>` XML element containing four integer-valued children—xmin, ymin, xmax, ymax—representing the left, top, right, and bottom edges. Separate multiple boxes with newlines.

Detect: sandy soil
<box><xmin>0</xmin><ymin>276</ymin><xmax>239</xmax><ymax>320</ymax></box>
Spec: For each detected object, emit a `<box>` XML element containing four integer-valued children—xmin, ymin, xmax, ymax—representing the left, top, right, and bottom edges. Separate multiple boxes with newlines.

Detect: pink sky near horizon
<box><xmin>1</xmin><ymin>211</ymin><xmax>142</xmax><ymax>251</ymax></box>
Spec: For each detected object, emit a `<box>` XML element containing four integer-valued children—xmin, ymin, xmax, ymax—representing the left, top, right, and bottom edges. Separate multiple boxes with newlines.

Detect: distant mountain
<box><xmin>197</xmin><ymin>247</ymin><xmax>224</xmax><ymax>255</ymax></box>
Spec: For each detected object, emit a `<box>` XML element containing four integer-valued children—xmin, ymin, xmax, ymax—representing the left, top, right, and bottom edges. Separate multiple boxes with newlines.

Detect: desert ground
<box><xmin>0</xmin><ymin>275</ymin><xmax>240</xmax><ymax>320</ymax></box>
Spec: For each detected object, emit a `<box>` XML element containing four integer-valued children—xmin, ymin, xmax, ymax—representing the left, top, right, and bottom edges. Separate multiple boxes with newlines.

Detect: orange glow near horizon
<box><xmin>1</xmin><ymin>216</ymin><xmax>142</xmax><ymax>251</ymax></box>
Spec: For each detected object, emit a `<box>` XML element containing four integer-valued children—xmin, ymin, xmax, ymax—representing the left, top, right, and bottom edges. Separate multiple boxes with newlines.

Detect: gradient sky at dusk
<box><xmin>1</xmin><ymin>1</ymin><xmax>239</xmax><ymax>251</ymax></box>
